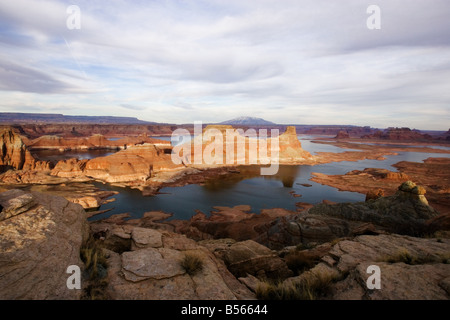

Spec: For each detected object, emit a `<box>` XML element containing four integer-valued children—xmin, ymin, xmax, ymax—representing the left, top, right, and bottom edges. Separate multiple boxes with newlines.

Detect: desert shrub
<box><xmin>284</xmin><ymin>251</ymin><xmax>317</xmax><ymax>275</ymax></box>
<box><xmin>80</xmin><ymin>237</ymin><xmax>109</xmax><ymax>300</ymax></box>
<box><xmin>256</xmin><ymin>271</ymin><xmax>339</xmax><ymax>300</ymax></box>
<box><xmin>181</xmin><ymin>253</ymin><xmax>203</xmax><ymax>275</ymax></box>
<box><xmin>384</xmin><ymin>248</ymin><xmax>417</xmax><ymax>265</ymax></box>
<box><xmin>80</xmin><ymin>237</ymin><xmax>108</xmax><ymax>279</ymax></box>
<box><xmin>329</xmin><ymin>238</ymin><xmax>343</xmax><ymax>246</ymax></box>
<box><xmin>438</xmin><ymin>254</ymin><xmax>450</xmax><ymax>264</ymax></box>
<box><xmin>380</xmin><ymin>248</ymin><xmax>450</xmax><ymax>265</ymax></box>
<box><xmin>256</xmin><ymin>281</ymin><xmax>304</xmax><ymax>300</ymax></box>
<box><xmin>295</xmin><ymin>242</ymin><xmax>316</xmax><ymax>251</ymax></box>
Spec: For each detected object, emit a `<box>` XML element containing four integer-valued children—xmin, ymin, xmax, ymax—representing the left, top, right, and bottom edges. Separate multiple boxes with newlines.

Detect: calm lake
<box><xmin>31</xmin><ymin>149</ymin><xmax>117</xmax><ymax>162</ymax></box>
<box><xmin>86</xmin><ymin>136</ymin><xmax>450</xmax><ymax>221</ymax></box>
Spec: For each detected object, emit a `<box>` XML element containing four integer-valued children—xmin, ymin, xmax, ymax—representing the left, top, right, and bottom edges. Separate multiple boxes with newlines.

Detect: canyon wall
<box><xmin>28</xmin><ymin>134</ymin><xmax>170</xmax><ymax>150</ymax></box>
<box><xmin>0</xmin><ymin>128</ymin><xmax>51</xmax><ymax>172</ymax></box>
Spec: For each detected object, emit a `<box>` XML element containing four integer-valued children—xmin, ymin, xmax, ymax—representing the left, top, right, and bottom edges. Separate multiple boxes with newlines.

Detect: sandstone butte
<box><xmin>173</xmin><ymin>125</ymin><xmax>314</xmax><ymax>166</ymax></box>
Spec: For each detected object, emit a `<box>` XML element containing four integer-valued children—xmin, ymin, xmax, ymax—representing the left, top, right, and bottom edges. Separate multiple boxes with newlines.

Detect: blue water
<box><xmin>349</xmin><ymin>141</ymin><xmax>450</xmax><ymax>151</ymax></box>
<box><xmin>91</xmin><ymin>165</ymin><xmax>365</xmax><ymax>221</ymax></box>
<box><xmin>300</xmin><ymin>139</ymin><xmax>360</xmax><ymax>155</ymax></box>
<box><xmin>32</xmin><ymin>149</ymin><xmax>116</xmax><ymax>162</ymax></box>
<box><xmin>88</xmin><ymin>137</ymin><xmax>450</xmax><ymax>221</ymax></box>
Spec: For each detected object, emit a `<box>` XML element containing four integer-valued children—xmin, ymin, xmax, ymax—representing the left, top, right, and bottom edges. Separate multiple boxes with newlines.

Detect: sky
<box><xmin>0</xmin><ymin>0</ymin><xmax>449</xmax><ymax>130</ymax></box>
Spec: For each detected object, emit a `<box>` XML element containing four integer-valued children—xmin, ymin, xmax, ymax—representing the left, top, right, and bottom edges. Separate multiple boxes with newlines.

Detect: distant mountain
<box><xmin>219</xmin><ymin>116</ymin><xmax>276</xmax><ymax>126</ymax></box>
<box><xmin>0</xmin><ymin>113</ymin><xmax>157</xmax><ymax>124</ymax></box>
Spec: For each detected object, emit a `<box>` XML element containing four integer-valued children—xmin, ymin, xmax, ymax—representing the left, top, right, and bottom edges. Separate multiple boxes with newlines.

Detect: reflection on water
<box><xmin>31</xmin><ymin>149</ymin><xmax>117</xmax><ymax>163</ymax></box>
<box><xmin>202</xmin><ymin>165</ymin><xmax>301</xmax><ymax>190</ymax></box>
<box><xmin>90</xmin><ymin>164</ymin><xmax>366</xmax><ymax>222</ymax></box>
<box><xmin>258</xmin><ymin>165</ymin><xmax>301</xmax><ymax>188</ymax></box>
<box><xmin>299</xmin><ymin>139</ymin><xmax>360</xmax><ymax>155</ymax></box>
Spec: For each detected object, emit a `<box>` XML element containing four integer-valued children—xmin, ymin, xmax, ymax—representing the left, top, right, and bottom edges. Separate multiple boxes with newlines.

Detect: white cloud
<box><xmin>0</xmin><ymin>0</ymin><xmax>449</xmax><ymax>129</ymax></box>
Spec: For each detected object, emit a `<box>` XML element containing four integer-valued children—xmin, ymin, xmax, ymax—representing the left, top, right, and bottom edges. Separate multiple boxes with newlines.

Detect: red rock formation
<box><xmin>0</xmin><ymin>128</ymin><xmax>50</xmax><ymax>172</ymax></box>
<box><xmin>0</xmin><ymin>129</ymin><xmax>179</xmax><ymax>185</ymax></box>
<box><xmin>426</xmin><ymin>213</ymin><xmax>450</xmax><ymax>233</ymax></box>
<box><xmin>28</xmin><ymin>134</ymin><xmax>169</xmax><ymax>151</ymax></box>
<box><xmin>365</xmin><ymin>189</ymin><xmax>385</xmax><ymax>201</ymax></box>
<box><xmin>360</xmin><ymin>168</ymin><xmax>410</xmax><ymax>181</ymax></box>
<box><xmin>51</xmin><ymin>159</ymin><xmax>89</xmax><ymax>178</ymax></box>
<box><xmin>15</xmin><ymin>123</ymin><xmax>180</xmax><ymax>139</ymax></box>
<box><xmin>83</xmin><ymin>144</ymin><xmax>182</xmax><ymax>183</ymax></box>
<box><xmin>335</xmin><ymin>131</ymin><xmax>350</xmax><ymax>139</ymax></box>
<box><xmin>362</xmin><ymin>127</ymin><xmax>433</xmax><ymax>141</ymax></box>
<box><xmin>175</xmin><ymin>125</ymin><xmax>313</xmax><ymax>166</ymax></box>
<box><xmin>23</xmin><ymin>160</ymin><xmax>52</xmax><ymax>171</ymax></box>
<box><xmin>277</xmin><ymin>126</ymin><xmax>313</xmax><ymax>162</ymax></box>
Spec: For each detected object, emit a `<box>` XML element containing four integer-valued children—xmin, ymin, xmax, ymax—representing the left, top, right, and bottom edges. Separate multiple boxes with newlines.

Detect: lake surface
<box><xmin>31</xmin><ymin>149</ymin><xmax>117</xmax><ymax>162</ymax></box>
<box><xmin>88</xmin><ymin>136</ymin><xmax>450</xmax><ymax>221</ymax></box>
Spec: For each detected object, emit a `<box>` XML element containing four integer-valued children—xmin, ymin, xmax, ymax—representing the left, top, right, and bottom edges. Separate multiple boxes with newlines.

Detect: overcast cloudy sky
<box><xmin>0</xmin><ymin>0</ymin><xmax>449</xmax><ymax>129</ymax></box>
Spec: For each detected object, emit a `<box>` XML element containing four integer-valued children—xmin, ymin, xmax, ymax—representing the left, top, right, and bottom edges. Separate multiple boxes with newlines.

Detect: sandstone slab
<box><xmin>121</xmin><ymin>248</ymin><xmax>185</xmax><ymax>282</ymax></box>
<box><xmin>131</xmin><ymin>227</ymin><xmax>163</xmax><ymax>249</ymax></box>
<box><xmin>0</xmin><ymin>190</ymin><xmax>89</xmax><ymax>299</ymax></box>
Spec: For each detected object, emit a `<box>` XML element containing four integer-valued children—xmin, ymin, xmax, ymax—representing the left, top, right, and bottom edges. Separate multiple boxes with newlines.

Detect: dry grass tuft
<box><xmin>181</xmin><ymin>253</ymin><xmax>204</xmax><ymax>276</ymax></box>
<box><xmin>256</xmin><ymin>270</ymin><xmax>339</xmax><ymax>300</ymax></box>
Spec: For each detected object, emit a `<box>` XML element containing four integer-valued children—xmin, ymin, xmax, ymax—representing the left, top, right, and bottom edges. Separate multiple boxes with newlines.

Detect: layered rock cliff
<box><xmin>0</xmin><ymin>129</ymin><xmax>36</xmax><ymax>171</ymax></box>
<box><xmin>0</xmin><ymin>128</ymin><xmax>50</xmax><ymax>172</ymax></box>
<box><xmin>28</xmin><ymin>134</ymin><xmax>169</xmax><ymax>151</ymax></box>
<box><xmin>362</xmin><ymin>127</ymin><xmax>433</xmax><ymax>141</ymax></box>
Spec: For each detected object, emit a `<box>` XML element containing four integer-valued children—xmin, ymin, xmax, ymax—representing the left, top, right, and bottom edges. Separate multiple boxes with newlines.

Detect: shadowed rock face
<box><xmin>0</xmin><ymin>190</ymin><xmax>89</xmax><ymax>300</ymax></box>
<box><xmin>308</xmin><ymin>181</ymin><xmax>438</xmax><ymax>236</ymax></box>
